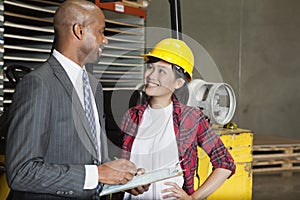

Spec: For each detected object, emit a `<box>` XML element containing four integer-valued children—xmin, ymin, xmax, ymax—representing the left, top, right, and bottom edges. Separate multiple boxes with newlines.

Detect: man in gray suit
<box><xmin>5</xmin><ymin>1</ymin><xmax>147</xmax><ymax>199</ymax></box>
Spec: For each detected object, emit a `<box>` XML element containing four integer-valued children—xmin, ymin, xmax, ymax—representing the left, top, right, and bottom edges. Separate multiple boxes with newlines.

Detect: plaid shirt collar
<box><xmin>130</xmin><ymin>95</ymin><xmax>181</xmax><ymax>127</ymax></box>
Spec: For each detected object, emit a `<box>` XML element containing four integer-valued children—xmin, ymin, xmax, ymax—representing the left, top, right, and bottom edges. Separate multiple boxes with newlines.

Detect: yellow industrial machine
<box><xmin>188</xmin><ymin>79</ymin><xmax>253</xmax><ymax>199</ymax></box>
<box><xmin>0</xmin><ymin>155</ymin><xmax>10</xmax><ymax>200</ymax></box>
<box><xmin>194</xmin><ymin>126</ymin><xmax>253</xmax><ymax>200</ymax></box>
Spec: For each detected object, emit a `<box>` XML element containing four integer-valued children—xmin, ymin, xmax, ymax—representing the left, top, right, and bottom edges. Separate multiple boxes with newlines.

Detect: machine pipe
<box><xmin>169</xmin><ymin>0</ymin><xmax>182</xmax><ymax>39</ymax></box>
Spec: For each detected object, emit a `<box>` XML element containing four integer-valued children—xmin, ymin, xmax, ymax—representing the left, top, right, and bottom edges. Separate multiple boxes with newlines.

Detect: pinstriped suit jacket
<box><xmin>5</xmin><ymin>56</ymin><xmax>110</xmax><ymax>199</ymax></box>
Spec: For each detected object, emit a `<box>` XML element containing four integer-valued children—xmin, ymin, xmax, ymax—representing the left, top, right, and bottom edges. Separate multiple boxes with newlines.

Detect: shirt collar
<box><xmin>52</xmin><ymin>49</ymin><xmax>86</xmax><ymax>87</ymax></box>
<box><xmin>172</xmin><ymin>95</ymin><xmax>182</xmax><ymax>117</ymax></box>
<box><xmin>134</xmin><ymin>95</ymin><xmax>182</xmax><ymax>118</ymax></box>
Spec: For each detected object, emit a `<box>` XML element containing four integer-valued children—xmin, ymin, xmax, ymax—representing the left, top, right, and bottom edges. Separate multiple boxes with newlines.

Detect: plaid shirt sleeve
<box><xmin>197</xmin><ymin>115</ymin><xmax>236</xmax><ymax>174</ymax></box>
<box><xmin>174</xmin><ymin>103</ymin><xmax>235</xmax><ymax>194</ymax></box>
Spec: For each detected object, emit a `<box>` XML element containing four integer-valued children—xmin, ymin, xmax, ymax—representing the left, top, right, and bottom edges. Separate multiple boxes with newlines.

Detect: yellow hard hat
<box><xmin>142</xmin><ymin>38</ymin><xmax>194</xmax><ymax>81</ymax></box>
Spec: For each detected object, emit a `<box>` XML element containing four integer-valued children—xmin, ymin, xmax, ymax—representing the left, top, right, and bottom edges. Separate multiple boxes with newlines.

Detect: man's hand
<box><xmin>97</xmin><ymin>159</ymin><xmax>137</xmax><ymax>184</ymax></box>
<box><xmin>126</xmin><ymin>168</ymin><xmax>150</xmax><ymax>196</ymax></box>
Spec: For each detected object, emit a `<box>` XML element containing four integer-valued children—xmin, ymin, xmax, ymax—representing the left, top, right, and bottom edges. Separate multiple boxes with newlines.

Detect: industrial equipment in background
<box><xmin>187</xmin><ymin>79</ymin><xmax>236</xmax><ymax>126</ymax></box>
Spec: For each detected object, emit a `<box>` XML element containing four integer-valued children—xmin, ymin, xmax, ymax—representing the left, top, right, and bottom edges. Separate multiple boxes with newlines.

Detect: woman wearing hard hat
<box><xmin>120</xmin><ymin>38</ymin><xmax>236</xmax><ymax>200</ymax></box>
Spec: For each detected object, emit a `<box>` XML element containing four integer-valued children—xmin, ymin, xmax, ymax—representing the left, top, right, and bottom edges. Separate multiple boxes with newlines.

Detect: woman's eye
<box><xmin>159</xmin><ymin>69</ymin><xmax>165</xmax><ymax>74</ymax></box>
<box><xmin>146</xmin><ymin>65</ymin><xmax>153</xmax><ymax>69</ymax></box>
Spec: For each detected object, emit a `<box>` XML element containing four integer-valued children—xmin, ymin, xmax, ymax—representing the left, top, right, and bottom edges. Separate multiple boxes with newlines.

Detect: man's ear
<box><xmin>73</xmin><ymin>23</ymin><xmax>84</xmax><ymax>40</ymax></box>
<box><xmin>175</xmin><ymin>78</ymin><xmax>185</xmax><ymax>89</ymax></box>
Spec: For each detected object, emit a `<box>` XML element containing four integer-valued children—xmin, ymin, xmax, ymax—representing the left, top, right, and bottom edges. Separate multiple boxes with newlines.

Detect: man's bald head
<box><xmin>54</xmin><ymin>0</ymin><xmax>102</xmax><ymax>33</ymax></box>
<box><xmin>52</xmin><ymin>0</ymin><xmax>107</xmax><ymax>65</ymax></box>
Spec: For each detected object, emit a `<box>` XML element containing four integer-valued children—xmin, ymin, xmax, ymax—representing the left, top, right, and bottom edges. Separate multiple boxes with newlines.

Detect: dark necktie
<box><xmin>83</xmin><ymin>70</ymin><xmax>106</xmax><ymax>200</ymax></box>
<box><xmin>82</xmin><ymin>69</ymin><xmax>99</xmax><ymax>159</ymax></box>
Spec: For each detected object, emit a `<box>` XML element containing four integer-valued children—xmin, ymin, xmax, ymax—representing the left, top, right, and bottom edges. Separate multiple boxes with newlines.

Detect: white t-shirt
<box><xmin>124</xmin><ymin>102</ymin><xmax>184</xmax><ymax>200</ymax></box>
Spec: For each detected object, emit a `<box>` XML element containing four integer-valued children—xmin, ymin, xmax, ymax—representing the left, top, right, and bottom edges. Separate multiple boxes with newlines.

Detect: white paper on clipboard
<box><xmin>99</xmin><ymin>165</ymin><xmax>183</xmax><ymax>196</ymax></box>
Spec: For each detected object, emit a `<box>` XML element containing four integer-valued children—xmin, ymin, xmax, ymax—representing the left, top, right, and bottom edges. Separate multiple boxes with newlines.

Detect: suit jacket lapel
<box><xmin>47</xmin><ymin>56</ymin><xmax>98</xmax><ymax>159</ymax></box>
<box><xmin>88</xmin><ymin>73</ymin><xmax>110</xmax><ymax>162</ymax></box>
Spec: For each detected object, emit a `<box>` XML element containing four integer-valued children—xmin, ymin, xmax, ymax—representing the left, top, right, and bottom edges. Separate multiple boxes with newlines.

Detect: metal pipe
<box><xmin>169</xmin><ymin>0</ymin><xmax>182</xmax><ymax>39</ymax></box>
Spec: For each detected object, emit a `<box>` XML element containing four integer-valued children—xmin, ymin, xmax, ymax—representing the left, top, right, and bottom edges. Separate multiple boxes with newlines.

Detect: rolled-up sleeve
<box><xmin>197</xmin><ymin>119</ymin><xmax>236</xmax><ymax>176</ymax></box>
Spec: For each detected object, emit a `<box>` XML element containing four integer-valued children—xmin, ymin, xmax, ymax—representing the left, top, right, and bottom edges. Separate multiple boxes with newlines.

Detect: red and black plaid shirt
<box><xmin>121</xmin><ymin>96</ymin><xmax>236</xmax><ymax>195</ymax></box>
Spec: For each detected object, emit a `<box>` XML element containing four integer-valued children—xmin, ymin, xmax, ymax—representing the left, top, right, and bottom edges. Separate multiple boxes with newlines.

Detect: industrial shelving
<box><xmin>1</xmin><ymin>0</ymin><xmax>146</xmax><ymax>110</ymax></box>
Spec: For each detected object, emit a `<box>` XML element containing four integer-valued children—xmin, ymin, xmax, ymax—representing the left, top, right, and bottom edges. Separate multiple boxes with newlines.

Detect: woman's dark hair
<box><xmin>172</xmin><ymin>64</ymin><xmax>190</xmax><ymax>104</ymax></box>
<box><xmin>145</xmin><ymin>56</ymin><xmax>190</xmax><ymax>104</ymax></box>
<box><xmin>145</xmin><ymin>56</ymin><xmax>160</xmax><ymax>64</ymax></box>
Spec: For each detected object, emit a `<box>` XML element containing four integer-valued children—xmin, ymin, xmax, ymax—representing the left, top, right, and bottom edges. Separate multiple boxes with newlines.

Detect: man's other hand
<box><xmin>126</xmin><ymin>168</ymin><xmax>150</xmax><ymax>196</ymax></box>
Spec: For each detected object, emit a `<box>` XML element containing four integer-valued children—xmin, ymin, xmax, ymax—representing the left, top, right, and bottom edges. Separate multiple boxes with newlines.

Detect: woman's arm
<box><xmin>162</xmin><ymin>168</ymin><xmax>231</xmax><ymax>200</ymax></box>
<box><xmin>191</xmin><ymin>168</ymin><xmax>231</xmax><ymax>200</ymax></box>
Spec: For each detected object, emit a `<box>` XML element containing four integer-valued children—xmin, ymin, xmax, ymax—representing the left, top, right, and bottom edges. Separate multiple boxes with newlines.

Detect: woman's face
<box><xmin>144</xmin><ymin>60</ymin><xmax>179</xmax><ymax>99</ymax></box>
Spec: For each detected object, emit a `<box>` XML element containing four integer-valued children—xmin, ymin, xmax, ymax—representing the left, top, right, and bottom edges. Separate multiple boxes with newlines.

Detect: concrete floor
<box><xmin>253</xmin><ymin>172</ymin><xmax>300</xmax><ymax>200</ymax></box>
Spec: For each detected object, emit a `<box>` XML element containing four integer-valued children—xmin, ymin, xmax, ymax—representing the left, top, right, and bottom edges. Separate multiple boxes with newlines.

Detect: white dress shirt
<box><xmin>53</xmin><ymin>49</ymin><xmax>100</xmax><ymax>189</ymax></box>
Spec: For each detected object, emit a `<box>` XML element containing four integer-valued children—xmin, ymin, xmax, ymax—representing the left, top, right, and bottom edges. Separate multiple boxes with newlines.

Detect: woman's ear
<box><xmin>73</xmin><ymin>23</ymin><xmax>84</xmax><ymax>40</ymax></box>
<box><xmin>175</xmin><ymin>78</ymin><xmax>185</xmax><ymax>89</ymax></box>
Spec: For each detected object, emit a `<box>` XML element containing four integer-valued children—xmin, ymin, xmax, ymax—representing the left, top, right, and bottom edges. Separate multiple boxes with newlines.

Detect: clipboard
<box><xmin>99</xmin><ymin>164</ymin><xmax>184</xmax><ymax>196</ymax></box>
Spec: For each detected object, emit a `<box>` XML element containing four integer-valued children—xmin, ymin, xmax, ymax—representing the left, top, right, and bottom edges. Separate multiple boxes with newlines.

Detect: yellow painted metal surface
<box><xmin>0</xmin><ymin>155</ymin><xmax>10</xmax><ymax>200</ymax></box>
<box><xmin>194</xmin><ymin>128</ymin><xmax>253</xmax><ymax>200</ymax></box>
